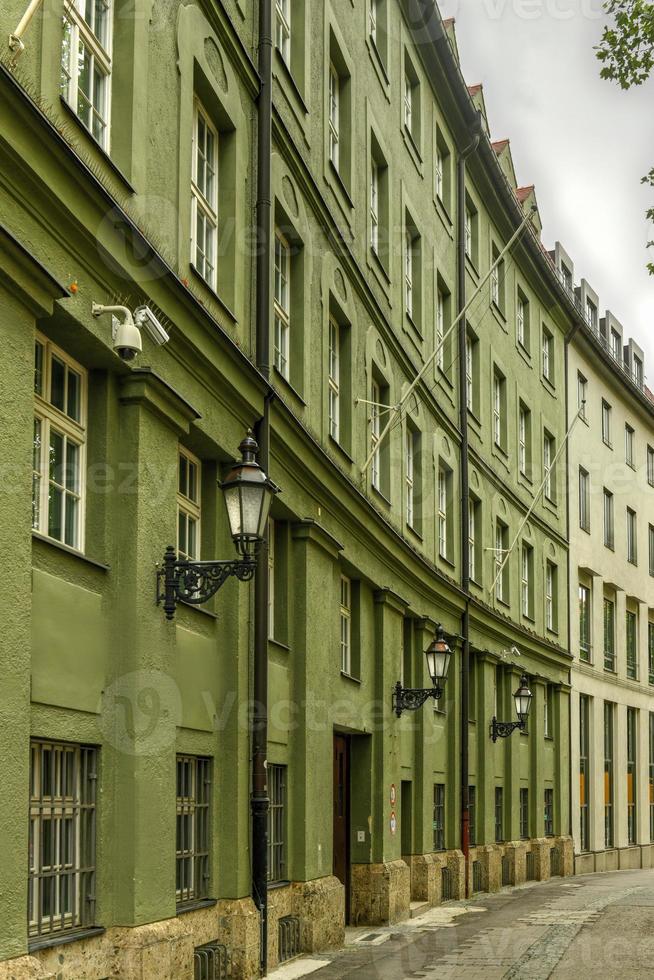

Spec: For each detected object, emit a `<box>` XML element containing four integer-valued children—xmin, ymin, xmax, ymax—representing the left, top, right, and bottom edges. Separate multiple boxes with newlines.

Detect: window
<box><xmin>544</xmin><ymin>684</ymin><xmax>554</xmax><ymax>738</ymax></box>
<box><xmin>603</xmin><ymin>489</ymin><xmax>614</xmax><ymax>550</ymax></box>
<box><xmin>560</xmin><ymin>261</ymin><xmax>573</xmax><ymax>292</ymax></box>
<box><xmin>648</xmin><ymin>446</ymin><xmax>654</xmax><ymax>487</ymax></box>
<box><xmin>29</xmin><ymin>741</ymin><xmax>97</xmax><ymax>940</ymax></box>
<box><xmin>176</xmin><ymin>755</ymin><xmax>211</xmax><ymax>906</ymax></box>
<box><xmin>268</xmin><ymin>519</ymin><xmax>275</xmax><ymax>639</ymax></box>
<box><xmin>433</xmin><ymin>784</ymin><xmax>445</xmax><ymax>850</ymax></box>
<box><xmin>275</xmin><ymin>0</ymin><xmax>291</xmax><ymax>63</ymax></box>
<box><xmin>626</xmin><ymin>610</ymin><xmax>638</xmax><ymax>679</ymax></box>
<box><xmin>494</xmin><ymin>520</ymin><xmax>509</xmax><ymax>603</ymax></box>
<box><xmin>191</xmin><ymin>100</ymin><xmax>218</xmax><ymax>290</ymax></box>
<box><xmin>579</xmin><ymin>694</ymin><xmax>590</xmax><ymax>851</ymax></box>
<box><xmin>579</xmin><ymin>584</ymin><xmax>591</xmax><ymax>662</ymax></box>
<box><xmin>403</xmin><ymin>52</ymin><xmax>420</xmax><ymax>148</ymax></box>
<box><xmin>627</xmin><ymin>708</ymin><xmax>637</xmax><ymax>845</ymax></box>
<box><xmin>328</xmin><ymin>61</ymin><xmax>340</xmax><ymax>169</ymax></box>
<box><xmin>404</xmin><ymin>217</ymin><xmax>422</xmax><ymax>327</ymax></box>
<box><xmin>649</xmin><ymin>623</ymin><xmax>654</xmax><ymax>686</ymax></box>
<box><xmin>544</xmin><ymin>788</ymin><xmax>554</xmax><ymax>837</ymax></box>
<box><xmin>493</xmin><ymin>368</ymin><xmax>506</xmax><ymax>450</ymax></box>
<box><xmin>577</xmin><ymin>373</ymin><xmax>587</xmax><ymax>418</ymax></box>
<box><xmin>578</xmin><ymin>468</ymin><xmax>590</xmax><ymax>532</ymax></box>
<box><xmin>468</xmin><ymin>786</ymin><xmax>476</xmax><ymax>846</ymax></box>
<box><xmin>328</xmin><ymin>315</ymin><xmax>340</xmax><ymax>442</ymax></box>
<box><xmin>543</xmin><ymin>432</ymin><xmax>555</xmax><ymax>502</ymax></box>
<box><xmin>604</xmin><ymin>597</ymin><xmax>616</xmax><ymax>672</ymax></box>
<box><xmin>518</xmin><ymin>403</ymin><xmax>530</xmax><ymax>477</ymax></box>
<box><xmin>650</xmin><ymin>524</ymin><xmax>654</xmax><ymax>577</ymax></box>
<box><xmin>274</xmin><ymin>230</ymin><xmax>291</xmax><ymax>379</ymax></box>
<box><xmin>340</xmin><ymin>575</ymin><xmax>351</xmax><ymax>674</ymax></box>
<box><xmin>438</xmin><ymin>467</ymin><xmax>449</xmax><ymax>559</ymax></box>
<box><xmin>634</xmin><ymin>354</ymin><xmax>643</xmax><ymax>388</ymax></box>
<box><xmin>519</xmin><ymin>788</ymin><xmax>529</xmax><ymax>839</ymax></box>
<box><xmin>545</xmin><ymin>562</ymin><xmax>557</xmax><ymax>631</ymax></box>
<box><xmin>435</xmin><ymin>130</ymin><xmax>451</xmax><ymax>210</ymax></box>
<box><xmin>604</xmin><ymin>702</ymin><xmax>614</xmax><ymax>848</ymax></box>
<box><xmin>468</xmin><ymin>496</ymin><xmax>480</xmax><ymax>583</ymax></box>
<box><xmin>610</xmin><ymin>327</ymin><xmax>621</xmax><ymax>361</ymax></box>
<box><xmin>464</xmin><ymin>196</ymin><xmax>478</xmax><ymax>264</ymax></box>
<box><xmin>370</xmin><ymin>379</ymin><xmax>381</xmax><ymax>491</ymax></box>
<box><xmin>649</xmin><ymin>714</ymin><xmax>654</xmax><ymax>841</ymax></box>
<box><xmin>61</xmin><ymin>0</ymin><xmax>113</xmax><ymax>149</ymax></box>
<box><xmin>517</xmin><ymin>291</ymin><xmax>529</xmax><ymax>350</ymax></box>
<box><xmin>542</xmin><ymin>326</ymin><xmax>553</xmax><ymax>382</ymax></box>
<box><xmin>406</xmin><ymin>428</ymin><xmax>420</xmax><ymax>531</ymax></box>
<box><xmin>627</xmin><ymin>507</ymin><xmax>638</xmax><ymax>565</ymax></box>
<box><xmin>436</xmin><ymin>288</ymin><xmax>445</xmax><ymax>371</ymax></box>
<box><xmin>177</xmin><ymin>448</ymin><xmax>201</xmax><ymax>561</ymax></box>
<box><xmin>494</xmin><ymin>787</ymin><xmax>504</xmax><ymax>843</ymax></box>
<box><xmin>491</xmin><ymin>243</ymin><xmax>504</xmax><ymax>311</ymax></box>
<box><xmin>268</xmin><ymin>764</ymin><xmax>287</xmax><ymax>882</ymax></box>
<box><xmin>625</xmin><ymin>424</ymin><xmax>635</xmax><ymax>468</ymax></box>
<box><xmin>370</xmin><ymin>157</ymin><xmax>379</xmax><ymax>253</ymax></box>
<box><xmin>465</xmin><ymin>331</ymin><xmax>476</xmax><ymax>412</ymax></box>
<box><xmin>521</xmin><ymin>543</ymin><xmax>533</xmax><ymax>619</ymax></box>
<box><xmin>602</xmin><ymin>400</ymin><xmax>612</xmax><ymax>446</ymax></box>
<box><xmin>33</xmin><ymin>335</ymin><xmax>86</xmax><ymax>551</ymax></box>
<box><xmin>404</xmin><ymin>229</ymin><xmax>413</xmax><ymax>319</ymax></box>
<box><xmin>585</xmin><ymin>297</ymin><xmax>598</xmax><ymax>331</ymax></box>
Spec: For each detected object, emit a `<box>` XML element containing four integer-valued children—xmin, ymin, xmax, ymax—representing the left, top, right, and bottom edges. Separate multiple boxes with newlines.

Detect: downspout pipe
<box><xmin>253</xmin><ymin>0</ymin><xmax>272</xmax><ymax>973</ymax></box>
<box><xmin>456</xmin><ymin>117</ymin><xmax>482</xmax><ymax>896</ymax></box>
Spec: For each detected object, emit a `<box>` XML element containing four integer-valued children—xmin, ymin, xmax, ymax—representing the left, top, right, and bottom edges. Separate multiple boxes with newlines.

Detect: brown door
<box><xmin>333</xmin><ymin>734</ymin><xmax>350</xmax><ymax>919</ymax></box>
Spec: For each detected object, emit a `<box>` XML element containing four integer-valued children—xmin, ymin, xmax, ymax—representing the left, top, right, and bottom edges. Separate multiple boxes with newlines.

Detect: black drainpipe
<box><xmin>456</xmin><ymin>118</ymin><xmax>482</xmax><ymax>895</ymax></box>
<box><xmin>253</xmin><ymin>0</ymin><xmax>272</xmax><ymax>973</ymax></box>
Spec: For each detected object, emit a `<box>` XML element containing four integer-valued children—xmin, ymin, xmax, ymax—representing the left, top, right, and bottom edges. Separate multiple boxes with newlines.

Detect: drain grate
<box><xmin>278</xmin><ymin>915</ymin><xmax>301</xmax><ymax>963</ymax></box>
<box><xmin>193</xmin><ymin>940</ymin><xmax>230</xmax><ymax>980</ymax></box>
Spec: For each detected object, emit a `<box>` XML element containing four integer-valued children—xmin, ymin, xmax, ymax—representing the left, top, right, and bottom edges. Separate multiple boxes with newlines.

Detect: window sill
<box><xmin>465</xmin><ymin>255</ymin><xmax>480</xmax><ymax>281</ymax></box>
<box><xmin>273</xmin><ymin>367</ymin><xmax>307</xmax><ymax>406</ymax></box>
<box><xmin>626</xmin><ymin>461</ymin><xmax>636</xmax><ymax>472</ymax></box>
<box><xmin>177</xmin><ymin>898</ymin><xmax>217</xmax><ymax>915</ymax></box>
<box><xmin>328</xmin><ymin>160</ymin><xmax>354</xmax><ymax>212</ymax></box>
<box><xmin>434</xmin><ymin>195</ymin><xmax>454</xmax><ymax>234</ymax></box>
<box><xmin>491</xmin><ymin>302</ymin><xmax>507</xmax><ymax>328</ymax></box>
<box><xmin>366</xmin><ymin>37</ymin><xmax>390</xmax><ymax>95</ymax></box>
<box><xmin>541</xmin><ymin>374</ymin><xmax>556</xmax><ymax>395</ymax></box>
<box><xmin>340</xmin><ymin>671</ymin><xmax>362</xmax><ymax>685</ymax></box>
<box><xmin>405</xmin><ymin>312</ymin><xmax>423</xmax><ymax>343</ymax></box>
<box><xmin>32</xmin><ymin>531</ymin><xmax>110</xmax><ymax>571</ymax></box>
<box><xmin>401</xmin><ymin>126</ymin><xmax>423</xmax><ymax>173</ymax></box>
<box><xmin>438</xmin><ymin>552</ymin><xmax>456</xmax><ymax>571</ymax></box>
<box><xmin>603</xmin><ymin>440</ymin><xmax>613</xmax><ymax>450</ymax></box>
<box><xmin>371</xmin><ymin>484</ymin><xmax>392</xmax><ymax>507</ymax></box>
<box><xmin>406</xmin><ymin>524</ymin><xmax>423</xmax><ymax>543</ymax></box>
<box><xmin>544</xmin><ymin>735</ymin><xmax>554</xmax><ymax>742</ymax></box>
<box><xmin>29</xmin><ymin>926</ymin><xmax>106</xmax><ymax>953</ymax></box>
<box><xmin>268</xmin><ymin>879</ymin><xmax>291</xmax><ymax>891</ymax></box>
<box><xmin>273</xmin><ymin>49</ymin><xmax>309</xmax><ymax>116</ymax></box>
<box><xmin>189</xmin><ymin>264</ymin><xmax>238</xmax><ymax>326</ymax></box>
<box><xmin>179</xmin><ymin>600</ymin><xmax>218</xmax><ymax>620</ymax></box>
<box><xmin>269</xmin><ymin>637</ymin><xmax>291</xmax><ymax>654</ymax></box>
<box><xmin>369</xmin><ymin>244</ymin><xmax>391</xmax><ymax>287</ymax></box>
<box><xmin>59</xmin><ymin>97</ymin><xmax>136</xmax><ymax>194</ymax></box>
<box><xmin>328</xmin><ymin>435</ymin><xmax>354</xmax><ymax>465</ymax></box>
<box><xmin>517</xmin><ymin>340</ymin><xmax>531</xmax><ymax>361</ymax></box>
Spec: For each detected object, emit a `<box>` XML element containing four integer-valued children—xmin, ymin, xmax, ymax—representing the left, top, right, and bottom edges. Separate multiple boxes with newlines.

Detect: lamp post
<box><xmin>490</xmin><ymin>674</ymin><xmax>533</xmax><ymax>742</ymax></box>
<box><xmin>157</xmin><ymin>431</ymin><xmax>279</xmax><ymax>620</ymax></box>
<box><xmin>393</xmin><ymin>625</ymin><xmax>453</xmax><ymax>717</ymax></box>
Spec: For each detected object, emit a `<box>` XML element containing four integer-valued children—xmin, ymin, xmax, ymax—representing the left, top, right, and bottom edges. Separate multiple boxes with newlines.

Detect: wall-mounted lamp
<box><xmin>490</xmin><ymin>674</ymin><xmax>532</xmax><ymax>742</ymax></box>
<box><xmin>393</xmin><ymin>625</ymin><xmax>453</xmax><ymax>717</ymax></box>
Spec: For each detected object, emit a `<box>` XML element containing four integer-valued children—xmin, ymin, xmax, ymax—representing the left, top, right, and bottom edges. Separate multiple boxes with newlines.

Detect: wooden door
<box><xmin>333</xmin><ymin>734</ymin><xmax>350</xmax><ymax>918</ymax></box>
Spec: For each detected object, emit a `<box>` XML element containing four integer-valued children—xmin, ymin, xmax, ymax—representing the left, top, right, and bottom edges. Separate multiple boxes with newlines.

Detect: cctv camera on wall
<box><xmin>92</xmin><ymin>303</ymin><xmax>169</xmax><ymax>361</ymax></box>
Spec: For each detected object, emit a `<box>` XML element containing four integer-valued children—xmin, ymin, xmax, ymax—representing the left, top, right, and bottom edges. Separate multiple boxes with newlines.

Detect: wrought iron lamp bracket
<box><xmin>490</xmin><ymin>718</ymin><xmax>526</xmax><ymax>742</ymax></box>
<box><xmin>157</xmin><ymin>545</ymin><xmax>256</xmax><ymax>620</ymax></box>
<box><xmin>392</xmin><ymin>680</ymin><xmax>444</xmax><ymax>717</ymax></box>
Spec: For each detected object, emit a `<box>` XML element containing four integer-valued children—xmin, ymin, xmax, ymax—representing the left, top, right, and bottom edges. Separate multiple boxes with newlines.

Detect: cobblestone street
<box><xmin>271</xmin><ymin>870</ymin><xmax>654</xmax><ymax>980</ymax></box>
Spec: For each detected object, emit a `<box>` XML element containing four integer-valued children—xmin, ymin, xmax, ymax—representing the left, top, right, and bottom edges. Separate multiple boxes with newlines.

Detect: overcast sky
<box><xmin>442</xmin><ymin>0</ymin><xmax>654</xmax><ymax>379</ymax></box>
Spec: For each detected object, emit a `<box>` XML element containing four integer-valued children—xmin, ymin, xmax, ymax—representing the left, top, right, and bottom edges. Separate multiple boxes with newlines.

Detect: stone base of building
<box><xmin>469</xmin><ymin>837</ymin><xmax>574</xmax><ymax>894</ymax></box>
<box><xmin>267</xmin><ymin>876</ymin><xmax>344</xmax><ymax>972</ymax></box>
<box><xmin>405</xmin><ymin>850</ymin><xmax>465</xmax><ymax>904</ymax></box>
<box><xmin>350</xmin><ymin>859</ymin><xmax>411</xmax><ymax>926</ymax></box>
<box><xmin>575</xmin><ymin>843</ymin><xmax>654</xmax><ymax>876</ymax></box>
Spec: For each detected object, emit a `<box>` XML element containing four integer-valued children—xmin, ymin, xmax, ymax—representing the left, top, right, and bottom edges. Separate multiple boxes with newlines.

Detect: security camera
<box><xmin>134</xmin><ymin>306</ymin><xmax>170</xmax><ymax>346</ymax></box>
<box><xmin>92</xmin><ymin>303</ymin><xmax>142</xmax><ymax>361</ymax></box>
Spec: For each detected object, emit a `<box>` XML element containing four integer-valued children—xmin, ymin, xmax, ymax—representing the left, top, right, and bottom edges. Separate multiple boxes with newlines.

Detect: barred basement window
<box><xmin>579</xmin><ymin>695</ymin><xmax>590</xmax><ymax>851</ymax></box>
<box><xmin>433</xmin><ymin>784</ymin><xmax>445</xmax><ymax>851</ymax></box>
<box><xmin>33</xmin><ymin>334</ymin><xmax>86</xmax><ymax>551</ymax></box>
<box><xmin>29</xmin><ymin>741</ymin><xmax>97</xmax><ymax>940</ymax></box>
<box><xmin>176</xmin><ymin>756</ymin><xmax>211</xmax><ymax>907</ymax></box>
<box><xmin>544</xmin><ymin>788</ymin><xmax>554</xmax><ymax>837</ymax></box>
<box><xmin>177</xmin><ymin>447</ymin><xmax>201</xmax><ymax>561</ymax></box>
<box><xmin>268</xmin><ymin>764</ymin><xmax>287</xmax><ymax>883</ymax></box>
<box><xmin>579</xmin><ymin>584</ymin><xmax>591</xmax><ymax>662</ymax></box>
<box><xmin>627</xmin><ymin>708</ymin><xmax>637</xmax><ymax>846</ymax></box>
<box><xmin>604</xmin><ymin>702</ymin><xmax>614</xmax><ymax>848</ymax></box>
<box><xmin>519</xmin><ymin>788</ymin><xmax>529</xmax><ymax>839</ymax></box>
<box><xmin>626</xmin><ymin>610</ymin><xmax>638</xmax><ymax>680</ymax></box>
<box><xmin>604</xmin><ymin>597</ymin><xmax>616</xmax><ymax>672</ymax></box>
<box><xmin>494</xmin><ymin>787</ymin><xmax>503</xmax><ymax>843</ymax></box>
<box><xmin>61</xmin><ymin>0</ymin><xmax>113</xmax><ymax>149</ymax></box>
<box><xmin>191</xmin><ymin>99</ymin><xmax>219</xmax><ymax>290</ymax></box>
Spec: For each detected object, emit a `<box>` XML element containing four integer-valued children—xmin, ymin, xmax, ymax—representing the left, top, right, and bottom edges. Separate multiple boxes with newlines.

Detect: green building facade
<box><xmin>0</xmin><ymin>1</ymin><xmax>575</xmax><ymax>978</ymax></box>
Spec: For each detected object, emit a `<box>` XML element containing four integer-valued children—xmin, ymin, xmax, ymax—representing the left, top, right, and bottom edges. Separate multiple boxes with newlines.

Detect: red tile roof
<box><xmin>467</xmin><ymin>84</ymin><xmax>482</xmax><ymax>96</ymax></box>
<box><xmin>516</xmin><ymin>185</ymin><xmax>535</xmax><ymax>203</ymax></box>
<box><xmin>492</xmin><ymin>139</ymin><xmax>510</xmax><ymax>153</ymax></box>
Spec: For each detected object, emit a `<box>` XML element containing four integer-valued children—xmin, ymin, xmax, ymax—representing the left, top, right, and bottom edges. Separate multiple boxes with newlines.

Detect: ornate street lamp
<box><xmin>490</xmin><ymin>674</ymin><xmax>533</xmax><ymax>742</ymax></box>
<box><xmin>393</xmin><ymin>625</ymin><xmax>453</xmax><ymax>717</ymax></box>
<box><xmin>157</xmin><ymin>431</ymin><xmax>279</xmax><ymax>620</ymax></box>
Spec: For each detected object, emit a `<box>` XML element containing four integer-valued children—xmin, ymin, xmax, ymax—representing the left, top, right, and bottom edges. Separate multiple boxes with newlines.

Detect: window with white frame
<box><xmin>404</xmin><ymin>228</ymin><xmax>414</xmax><ymax>319</ymax></box>
<box><xmin>191</xmin><ymin>99</ymin><xmax>218</xmax><ymax>290</ymax></box>
<box><xmin>328</xmin><ymin>316</ymin><xmax>340</xmax><ymax>442</ymax></box>
<box><xmin>403</xmin><ymin>70</ymin><xmax>413</xmax><ymax>133</ymax></box>
<box><xmin>577</xmin><ymin>372</ymin><xmax>587</xmax><ymax>419</ymax></box>
<box><xmin>492</xmin><ymin>369</ymin><xmax>504</xmax><ymax>449</ymax></box>
<box><xmin>340</xmin><ymin>575</ymin><xmax>351</xmax><ymax>673</ymax></box>
<box><xmin>274</xmin><ymin>230</ymin><xmax>291</xmax><ymax>379</ymax></box>
<box><xmin>371</xmin><ymin>379</ymin><xmax>381</xmax><ymax>491</ymax></box>
<box><xmin>465</xmin><ymin>332</ymin><xmax>474</xmax><ymax>411</ymax></box>
<box><xmin>177</xmin><ymin>447</ymin><xmax>201</xmax><ymax>561</ymax></box>
<box><xmin>29</xmin><ymin>740</ymin><xmax>97</xmax><ymax>940</ymax></box>
<box><xmin>438</xmin><ymin>467</ymin><xmax>448</xmax><ymax>559</ymax></box>
<box><xmin>602</xmin><ymin>400</ymin><xmax>612</xmax><ymax>447</ymax></box>
<box><xmin>517</xmin><ymin>292</ymin><xmax>529</xmax><ymax>349</ymax></box>
<box><xmin>33</xmin><ymin>335</ymin><xmax>86</xmax><ymax>551</ymax></box>
<box><xmin>464</xmin><ymin>206</ymin><xmax>473</xmax><ymax>258</ymax></box>
<box><xmin>625</xmin><ymin>424</ymin><xmax>635</xmax><ymax>468</ymax></box>
<box><xmin>468</xmin><ymin>497</ymin><xmax>477</xmax><ymax>581</ymax></box>
<box><xmin>406</xmin><ymin>428</ymin><xmax>416</xmax><ymax>528</ymax></box>
<box><xmin>542</xmin><ymin>326</ymin><xmax>553</xmax><ymax>382</ymax></box>
<box><xmin>176</xmin><ymin>755</ymin><xmax>211</xmax><ymax>906</ymax></box>
<box><xmin>61</xmin><ymin>0</ymin><xmax>113</xmax><ymax>149</ymax></box>
<box><xmin>435</xmin><ymin>143</ymin><xmax>444</xmax><ymax>201</ymax></box>
<box><xmin>610</xmin><ymin>328</ymin><xmax>621</xmax><ymax>361</ymax></box>
<box><xmin>369</xmin><ymin>0</ymin><xmax>378</xmax><ymax>43</ymax></box>
<box><xmin>579</xmin><ymin>584</ymin><xmax>591</xmax><ymax>661</ymax></box>
<box><xmin>521</xmin><ymin>543</ymin><xmax>532</xmax><ymax>618</ymax></box>
<box><xmin>586</xmin><ymin>297</ymin><xmax>598</xmax><ymax>331</ymax></box>
<box><xmin>490</xmin><ymin>244</ymin><xmax>503</xmax><ymax>310</ymax></box>
<box><xmin>329</xmin><ymin>62</ymin><xmax>340</xmax><ymax>169</ymax></box>
<box><xmin>648</xmin><ymin>446</ymin><xmax>654</xmax><ymax>486</ymax></box>
<box><xmin>579</xmin><ymin>467</ymin><xmax>590</xmax><ymax>532</ymax></box>
<box><xmin>544</xmin><ymin>432</ymin><xmax>555</xmax><ymax>502</ymax></box>
<box><xmin>627</xmin><ymin>507</ymin><xmax>638</xmax><ymax>564</ymax></box>
<box><xmin>268</xmin><ymin>518</ymin><xmax>275</xmax><ymax>638</ymax></box>
<box><xmin>370</xmin><ymin>158</ymin><xmax>379</xmax><ymax>253</ymax></box>
<box><xmin>519</xmin><ymin>403</ymin><xmax>529</xmax><ymax>476</ymax></box>
<box><xmin>436</xmin><ymin>289</ymin><xmax>445</xmax><ymax>371</ymax></box>
<box><xmin>546</xmin><ymin>562</ymin><xmax>557</xmax><ymax>631</ymax></box>
<box><xmin>275</xmin><ymin>0</ymin><xmax>291</xmax><ymax>63</ymax></box>
<box><xmin>495</xmin><ymin>521</ymin><xmax>508</xmax><ymax>603</ymax></box>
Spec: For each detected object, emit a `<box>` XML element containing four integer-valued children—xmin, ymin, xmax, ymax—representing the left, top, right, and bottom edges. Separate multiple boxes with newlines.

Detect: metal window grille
<box><xmin>472</xmin><ymin>860</ymin><xmax>482</xmax><ymax>893</ymax></box>
<box><xmin>526</xmin><ymin>851</ymin><xmax>536</xmax><ymax>881</ymax></box>
<box><xmin>268</xmin><ymin>764</ymin><xmax>287</xmax><ymax>883</ymax></box>
<box><xmin>494</xmin><ymin>787</ymin><xmax>503</xmax><ymax>843</ymax></box>
<box><xmin>501</xmin><ymin>855</ymin><xmax>511</xmax><ymax>887</ymax></box>
<box><xmin>278</xmin><ymin>915</ymin><xmax>300</xmax><ymax>963</ymax></box>
<box><xmin>28</xmin><ymin>741</ymin><xmax>97</xmax><ymax>940</ymax></box>
<box><xmin>550</xmin><ymin>847</ymin><xmax>561</xmax><ymax>877</ymax></box>
<box><xmin>193</xmin><ymin>940</ymin><xmax>229</xmax><ymax>980</ymax></box>
<box><xmin>627</xmin><ymin>708</ymin><xmax>637</xmax><ymax>845</ymax></box>
<box><xmin>468</xmin><ymin>786</ymin><xmax>476</xmax><ymax>846</ymax></box>
<box><xmin>544</xmin><ymin>788</ymin><xmax>554</xmax><ymax>837</ymax></box>
<box><xmin>520</xmin><ymin>788</ymin><xmax>529</xmax><ymax>839</ymax></box>
<box><xmin>441</xmin><ymin>866</ymin><xmax>452</xmax><ymax>901</ymax></box>
<box><xmin>433</xmin><ymin>784</ymin><xmax>445</xmax><ymax>851</ymax></box>
<box><xmin>176</xmin><ymin>756</ymin><xmax>211</xmax><ymax>907</ymax></box>
<box><xmin>579</xmin><ymin>695</ymin><xmax>590</xmax><ymax>851</ymax></box>
<box><xmin>604</xmin><ymin>703</ymin><xmax>614</xmax><ymax>848</ymax></box>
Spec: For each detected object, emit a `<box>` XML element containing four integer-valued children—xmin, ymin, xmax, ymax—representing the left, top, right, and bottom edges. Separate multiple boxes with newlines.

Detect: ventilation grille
<box><xmin>472</xmin><ymin>860</ymin><xmax>482</xmax><ymax>893</ymax></box>
<box><xmin>441</xmin><ymin>865</ymin><xmax>452</xmax><ymax>901</ymax></box>
<box><xmin>278</xmin><ymin>915</ymin><xmax>301</xmax><ymax>963</ymax></box>
<box><xmin>526</xmin><ymin>851</ymin><xmax>536</xmax><ymax>881</ymax></box>
<box><xmin>550</xmin><ymin>847</ymin><xmax>562</xmax><ymax>877</ymax></box>
<box><xmin>193</xmin><ymin>940</ymin><xmax>230</xmax><ymax>980</ymax></box>
<box><xmin>501</xmin><ymin>855</ymin><xmax>511</xmax><ymax>886</ymax></box>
